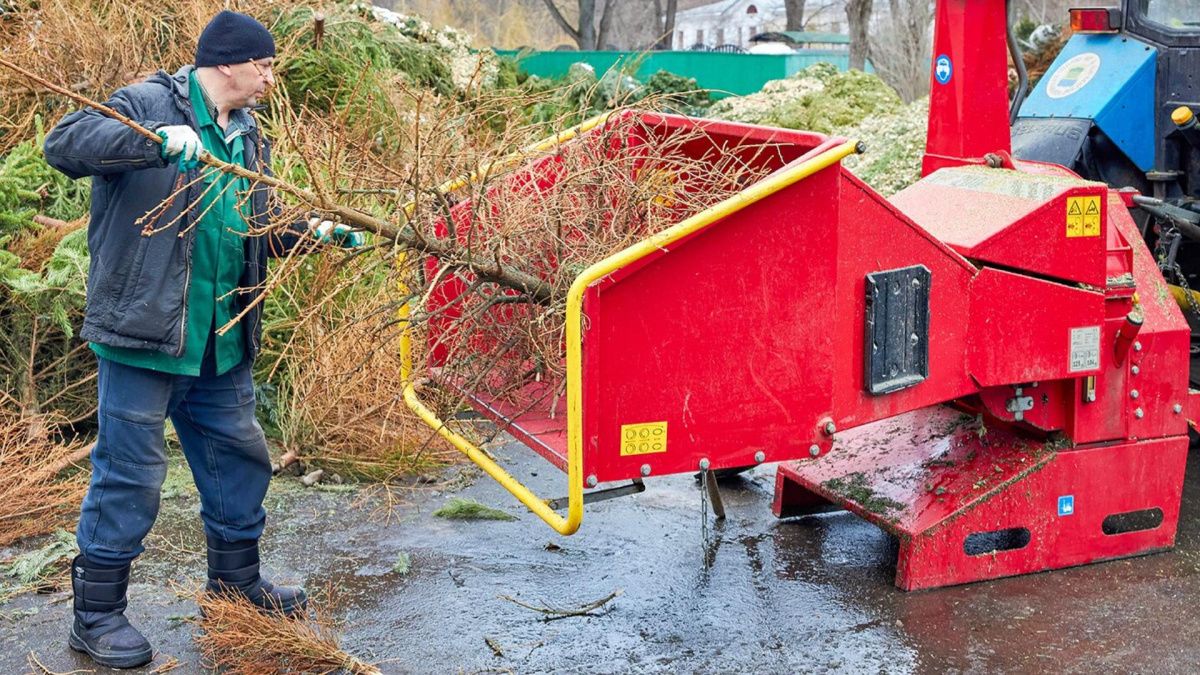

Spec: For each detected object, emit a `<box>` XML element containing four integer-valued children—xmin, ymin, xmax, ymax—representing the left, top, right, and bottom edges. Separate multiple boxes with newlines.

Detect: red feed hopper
<box><xmin>406</xmin><ymin>111</ymin><xmax>861</xmax><ymax>531</ymax></box>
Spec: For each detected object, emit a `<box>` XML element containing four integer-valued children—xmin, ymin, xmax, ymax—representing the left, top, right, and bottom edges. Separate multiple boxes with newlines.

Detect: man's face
<box><xmin>219</xmin><ymin>58</ymin><xmax>275</xmax><ymax>107</ymax></box>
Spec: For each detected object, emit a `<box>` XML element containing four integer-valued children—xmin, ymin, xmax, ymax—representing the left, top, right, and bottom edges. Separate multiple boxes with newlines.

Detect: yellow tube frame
<box><xmin>402</xmin><ymin>120</ymin><xmax>861</xmax><ymax>535</ymax></box>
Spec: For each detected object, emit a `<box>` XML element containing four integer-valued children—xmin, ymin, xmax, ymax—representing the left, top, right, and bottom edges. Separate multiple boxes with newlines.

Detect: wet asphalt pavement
<box><xmin>4</xmin><ymin>436</ymin><xmax>1200</xmax><ymax>674</ymax></box>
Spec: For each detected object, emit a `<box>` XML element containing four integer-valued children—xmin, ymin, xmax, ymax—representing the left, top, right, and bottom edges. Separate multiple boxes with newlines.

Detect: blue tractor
<box><xmin>1012</xmin><ymin>0</ymin><xmax>1200</xmax><ymax>382</ymax></box>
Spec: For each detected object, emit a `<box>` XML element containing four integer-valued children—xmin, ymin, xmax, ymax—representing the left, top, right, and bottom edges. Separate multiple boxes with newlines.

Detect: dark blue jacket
<box><xmin>44</xmin><ymin>65</ymin><xmax>304</xmax><ymax>361</ymax></box>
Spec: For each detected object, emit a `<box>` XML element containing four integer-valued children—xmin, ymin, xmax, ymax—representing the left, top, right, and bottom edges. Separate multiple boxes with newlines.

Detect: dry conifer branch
<box><xmin>30</xmin><ymin>214</ymin><xmax>72</xmax><ymax>229</ymax></box>
<box><xmin>0</xmin><ymin>56</ymin><xmax>555</xmax><ymax>303</ymax></box>
<box><xmin>148</xmin><ymin>656</ymin><xmax>182</xmax><ymax>674</ymax></box>
<box><xmin>1</xmin><ymin>28</ymin><xmax>802</xmax><ymax>476</ymax></box>
<box><xmin>0</xmin><ymin>411</ymin><xmax>90</xmax><ymax>546</ymax></box>
<box><xmin>418</xmin><ymin>113</ymin><xmax>782</xmax><ymax>416</ymax></box>
<box><xmin>194</xmin><ymin>590</ymin><xmax>381</xmax><ymax>675</ymax></box>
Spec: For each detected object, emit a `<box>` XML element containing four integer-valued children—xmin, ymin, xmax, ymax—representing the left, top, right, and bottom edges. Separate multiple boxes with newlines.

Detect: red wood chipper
<box><xmin>404</xmin><ymin>0</ymin><xmax>1199</xmax><ymax>590</ymax></box>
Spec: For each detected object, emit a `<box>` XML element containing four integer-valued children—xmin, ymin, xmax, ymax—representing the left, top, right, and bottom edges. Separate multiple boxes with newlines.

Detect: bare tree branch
<box><xmin>539</xmin><ymin>0</ymin><xmax>582</xmax><ymax>43</ymax></box>
<box><xmin>868</xmin><ymin>0</ymin><xmax>934</xmax><ymax>102</ymax></box>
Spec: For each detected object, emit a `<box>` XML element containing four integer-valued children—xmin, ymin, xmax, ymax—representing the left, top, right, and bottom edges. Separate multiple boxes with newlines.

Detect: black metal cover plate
<box><xmin>865</xmin><ymin>265</ymin><xmax>930</xmax><ymax>395</ymax></box>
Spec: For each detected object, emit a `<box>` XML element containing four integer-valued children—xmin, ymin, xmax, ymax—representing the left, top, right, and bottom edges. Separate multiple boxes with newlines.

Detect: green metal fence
<box><xmin>494</xmin><ymin>50</ymin><xmax>856</xmax><ymax>99</ymax></box>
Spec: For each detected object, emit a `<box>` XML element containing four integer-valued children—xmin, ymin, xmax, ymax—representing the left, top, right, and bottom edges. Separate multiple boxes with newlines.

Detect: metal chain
<box><xmin>1172</xmin><ymin>260</ymin><xmax>1200</xmax><ymax>323</ymax></box>
<box><xmin>1152</xmin><ymin>225</ymin><xmax>1200</xmax><ymax>323</ymax></box>
<box><xmin>1153</xmin><ymin>226</ymin><xmax>1171</xmax><ymax>264</ymax></box>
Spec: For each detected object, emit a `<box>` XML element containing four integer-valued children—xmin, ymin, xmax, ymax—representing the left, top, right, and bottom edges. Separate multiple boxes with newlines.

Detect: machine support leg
<box><xmin>701</xmin><ymin>470</ymin><xmax>726</xmax><ymax>519</ymax></box>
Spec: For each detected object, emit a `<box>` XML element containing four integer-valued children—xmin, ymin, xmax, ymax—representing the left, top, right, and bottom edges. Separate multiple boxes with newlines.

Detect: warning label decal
<box><xmin>1069</xmin><ymin>326</ymin><xmax>1101</xmax><ymax>373</ymax></box>
<box><xmin>1066</xmin><ymin>196</ymin><xmax>1102</xmax><ymax>238</ymax></box>
<box><xmin>620</xmin><ymin>422</ymin><xmax>668</xmax><ymax>456</ymax></box>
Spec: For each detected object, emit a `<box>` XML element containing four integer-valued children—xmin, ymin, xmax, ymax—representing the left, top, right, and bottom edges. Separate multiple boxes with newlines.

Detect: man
<box><xmin>44</xmin><ymin>11</ymin><xmax>359</xmax><ymax>669</ymax></box>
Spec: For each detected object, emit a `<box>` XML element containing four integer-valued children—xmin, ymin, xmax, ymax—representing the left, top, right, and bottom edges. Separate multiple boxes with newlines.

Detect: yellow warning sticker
<box><xmin>620</xmin><ymin>422</ymin><xmax>667</xmax><ymax>456</ymax></box>
<box><xmin>1066</xmin><ymin>196</ymin><xmax>1102</xmax><ymax>238</ymax></box>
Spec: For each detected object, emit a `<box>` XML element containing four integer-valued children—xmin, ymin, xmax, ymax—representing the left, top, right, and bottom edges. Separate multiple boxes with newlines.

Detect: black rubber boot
<box><xmin>205</xmin><ymin>536</ymin><xmax>307</xmax><ymax>616</ymax></box>
<box><xmin>67</xmin><ymin>555</ymin><xmax>153</xmax><ymax>669</ymax></box>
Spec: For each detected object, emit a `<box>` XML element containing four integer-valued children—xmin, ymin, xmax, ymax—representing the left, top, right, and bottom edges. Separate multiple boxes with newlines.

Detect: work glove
<box><xmin>156</xmin><ymin>125</ymin><xmax>202</xmax><ymax>172</ymax></box>
<box><xmin>308</xmin><ymin>217</ymin><xmax>365</xmax><ymax>248</ymax></box>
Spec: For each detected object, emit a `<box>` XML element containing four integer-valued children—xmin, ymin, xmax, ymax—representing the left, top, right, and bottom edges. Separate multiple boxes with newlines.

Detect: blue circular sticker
<box><xmin>935</xmin><ymin>55</ymin><xmax>952</xmax><ymax>85</ymax></box>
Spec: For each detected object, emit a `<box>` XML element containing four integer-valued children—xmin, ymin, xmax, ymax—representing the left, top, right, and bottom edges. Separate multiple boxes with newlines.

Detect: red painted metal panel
<box><xmin>1108</xmin><ymin>194</ymin><xmax>1190</xmax><ymax>441</ymax></box>
<box><xmin>973</xmin><ymin>380</ymin><xmax>1072</xmax><ymax>431</ymax></box>
<box><xmin>891</xmin><ymin>167</ymin><xmax>1109</xmax><ymax>287</ymax></box>
<box><xmin>895</xmin><ymin>437</ymin><xmax>1186</xmax><ymax>590</ymax></box>
<box><xmin>829</xmin><ymin>174</ymin><xmax>977</xmax><ymax>429</ymax></box>
<box><xmin>584</xmin><ymin>166</ymin><xmax>842</xmax><ymax>482</ymax></box>
<box><xmin>438</xmin><ymin>377</ymin><xmax>569</xmax><ymax>471</ymax></box>
<box><xmin>966</xmin><ymin>268</ymin><xmax>1105</xmax><ymax>386</ymax></box>
<box><xmin>1068</xmin><ymin>193</ymin><xmax>1189</xmax><ymax>444</ymax></box>
<box><xmin>421</xmin><ymin>113</ymin><xmax>841</xmax><ymax>485</ymax></box>
<box><xmin>923</xmin><ymin>0</ymin><xmax>1012</xmax><ymax>173</ymax></box>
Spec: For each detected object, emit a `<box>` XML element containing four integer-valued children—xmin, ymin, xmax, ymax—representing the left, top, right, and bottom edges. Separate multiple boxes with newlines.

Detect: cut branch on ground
<box><xmin>498</xmin><ymin>589</ymin><xmax>622</xmax><ymax>620</ymax></box>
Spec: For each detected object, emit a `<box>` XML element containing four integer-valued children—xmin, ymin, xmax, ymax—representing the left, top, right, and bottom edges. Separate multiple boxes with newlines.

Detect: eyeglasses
<box><xmin>248</xmin><ymin>59</ymin><xmax>274</xmax><ymax>78</ymax></box>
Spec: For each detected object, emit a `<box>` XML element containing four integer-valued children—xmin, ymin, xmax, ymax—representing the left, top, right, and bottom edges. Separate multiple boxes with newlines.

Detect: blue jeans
<box><xmin>77</xmin><ymin>356</ymin><xmax>271</xmax><ymax>566</ymax></box>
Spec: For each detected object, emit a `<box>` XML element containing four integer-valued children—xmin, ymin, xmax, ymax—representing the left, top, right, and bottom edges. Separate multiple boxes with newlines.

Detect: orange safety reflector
<box><xmin>1070</xmin><ymin>8</ymin><xmax>1117</xmax><ymax>33</ymax></box>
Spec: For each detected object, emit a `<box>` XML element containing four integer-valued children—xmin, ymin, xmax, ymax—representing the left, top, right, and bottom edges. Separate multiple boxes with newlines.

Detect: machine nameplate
<box><xmin>1069</xmin><ymin>326</ymin><xmax>1101</xmax><ymax>372</ymax></box>
<box><xmin>620</xmin><ymin>422</ymin><xmax>667</xmax><ymax>455</ymax></box>
<box><xmin>1066</xmin><ymin>196</ymin><xmax>1102</xmax><ymax>238</ymax></box>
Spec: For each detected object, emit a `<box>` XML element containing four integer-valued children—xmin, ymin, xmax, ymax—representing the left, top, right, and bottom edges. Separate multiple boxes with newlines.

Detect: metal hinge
<box><xmin>1006</xmin><ymin>386</ymin><xmax>1035</xmax><ymax>421</ymax></box>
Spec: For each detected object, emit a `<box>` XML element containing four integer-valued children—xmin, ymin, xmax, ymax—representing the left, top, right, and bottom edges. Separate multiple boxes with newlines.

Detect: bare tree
<box><xmin>540</xmin><ymin>0</ymin><xmax>617</xmax><ymax>50</ymax></box>
<box><xmin>800</xmin><ymin>1</ymin><xmax>845</xmax><ymax>30</ymax></box>
<box><xmin>785</xmin><ymin>0</ymin><xmax>807</xmax><ymax>30</ymax></box>
<box><xmin>1010</xmin><ymin>0</ymin><xmax>1093</xmax><ymax>25</ymax></box>
<box><xmin>653</xmin><ymin>0</ymin><xmax>679</xmax><ymax>50</ymax></box>
<box><xmin>869</xmin><ymin>0</ymin><xmax>934</xmax><ymax>102</ymax></box>
<box><xmin>846</xmin><ymin>0</ymin><xmax>873</xmax><ymax>70</ymax></box>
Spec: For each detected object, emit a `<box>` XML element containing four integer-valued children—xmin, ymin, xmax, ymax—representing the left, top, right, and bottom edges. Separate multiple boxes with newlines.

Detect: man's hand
<box><xmin>308</xmin><ymin>217</ymin><xmax>365</xmax><ymax>248</ymax></box>
<box><xmin>156</xmin><ymin>125</ymin><xmax>202</xmax><ymax>172</ymax></box>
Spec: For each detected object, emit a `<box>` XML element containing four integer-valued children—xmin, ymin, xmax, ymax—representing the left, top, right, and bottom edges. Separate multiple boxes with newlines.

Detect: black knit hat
<box><xmin>195</xmin><ymin>11</ymin><xmax>275</xmax><ymax>67</ymax></box>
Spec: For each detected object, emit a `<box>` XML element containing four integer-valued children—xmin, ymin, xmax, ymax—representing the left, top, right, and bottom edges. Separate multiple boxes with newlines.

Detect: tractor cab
<box><xmin>1013</xmin><ymin>0</ymin><xmax>1200</xmax><ymax>383</ymax></box>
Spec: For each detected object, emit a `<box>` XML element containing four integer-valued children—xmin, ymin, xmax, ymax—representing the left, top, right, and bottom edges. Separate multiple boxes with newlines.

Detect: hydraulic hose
<box><xmin>1006</xmin><ymin>0</ymin><xmax>1030</xmax><ymax>125</ymax></box>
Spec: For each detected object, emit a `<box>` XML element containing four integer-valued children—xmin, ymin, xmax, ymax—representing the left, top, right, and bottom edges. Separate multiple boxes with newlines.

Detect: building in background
<box><xmin>672</xmin><ymin>0</ymin><xmax>853</xmax><ymax>51</ymax></box>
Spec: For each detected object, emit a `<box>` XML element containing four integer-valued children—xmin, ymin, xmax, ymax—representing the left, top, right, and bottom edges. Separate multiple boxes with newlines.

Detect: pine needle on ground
<box><xmin>0</xmin><ymin>529</ymin><xmax>75</xmax><ymax>604</ymax></box>
<box><xmin>433</xmin><ymin>497</ymin><xmax>518</xmax><ymax>521</ymax></box>
<box><xmin>194</xmin><ymin>590</ymin><xmax>380</xmax><ymax>675</ymax></box>
<box><xmin>0</xmin><ymin>412</ymin><xmax>90</xmax><ymax>548</ymax></box>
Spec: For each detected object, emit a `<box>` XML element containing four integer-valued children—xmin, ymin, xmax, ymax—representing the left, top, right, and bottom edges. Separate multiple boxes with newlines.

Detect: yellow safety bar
<box><xmin>402</xmin><ymin>125</ymin><xmax>862</xmax><ymax>535</ymax></box>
